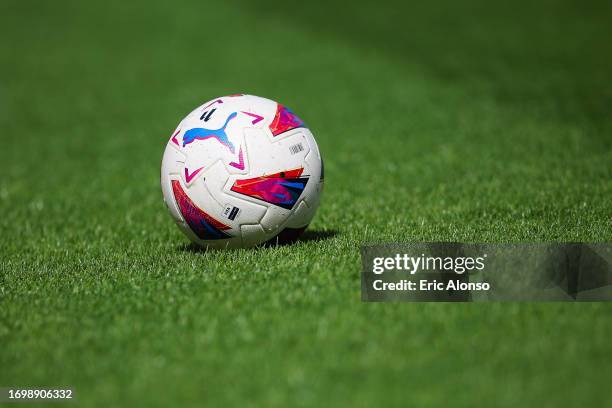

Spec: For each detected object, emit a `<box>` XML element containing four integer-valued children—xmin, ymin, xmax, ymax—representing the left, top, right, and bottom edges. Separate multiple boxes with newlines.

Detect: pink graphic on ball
<box><xmin>241</xmin><ymin>111</ymin><xmax>264</xmax><ymax>125</ymax></box>
<box><xmin>171</xmin><ymin>129</ymin><xmax>180</xmax><ymax>146</ymax></box>
<box><xmin>172</xmin><ymin>180</ymin><xmax>231</xmax><ymax>240</ymax></box>
<box><xmin>184</xmin><ymin>166</ymin><xmax>204</xmax><ymax>183</ymax></box>
<box><xmin>231</xmin><ymin>168</ymin><xmax>308</xmax><ymax>210</ymax></box>
<box><xmin>269</xmin><ymin>104</ymin><xmax>305</xmax><ymax>136</ymax></box>
<box><xmin>229</xmin><ymin>147</ymin><xmax>245</xmax><ymax>170</ymax></box>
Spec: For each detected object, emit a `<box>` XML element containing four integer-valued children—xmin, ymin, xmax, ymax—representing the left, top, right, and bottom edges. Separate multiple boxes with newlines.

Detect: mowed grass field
<box><xmin>1</xmin><ymin>0</ymin><xmax>611</xmax><ymax>406</ymax></box>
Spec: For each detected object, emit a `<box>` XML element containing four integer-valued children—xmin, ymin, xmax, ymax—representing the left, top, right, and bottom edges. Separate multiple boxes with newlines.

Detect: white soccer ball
<box><xmin>161</xmin><ymin>94</ymin><xmax>324</xmax><ymax>249</ymax></box>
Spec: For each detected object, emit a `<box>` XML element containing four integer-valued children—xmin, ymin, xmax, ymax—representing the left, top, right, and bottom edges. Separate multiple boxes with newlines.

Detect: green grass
<box><xmin>1</xmin><ymin>0</ymin><xmax>611</xmax><ymax>406</ymax></box>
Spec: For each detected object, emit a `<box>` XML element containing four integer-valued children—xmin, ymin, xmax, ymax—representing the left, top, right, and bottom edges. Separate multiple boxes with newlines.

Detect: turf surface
<box><xmin>1</xmin><ymin>0</ymin><xmax>611</xmax><ymax>406</ymax></box>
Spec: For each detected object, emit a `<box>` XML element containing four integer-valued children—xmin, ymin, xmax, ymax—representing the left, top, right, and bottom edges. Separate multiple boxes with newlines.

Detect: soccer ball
<box><xmin>161</xmin><ymin>94</ymin><xmax>324</xmax><ymax>249</ymax></box>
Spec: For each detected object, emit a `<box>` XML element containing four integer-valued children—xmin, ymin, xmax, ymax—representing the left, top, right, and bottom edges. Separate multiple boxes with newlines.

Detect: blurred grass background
<box><xmin>0</xmin><ymin>0</ymin><xmax>611</xmax><ymax>407</ymax></box>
